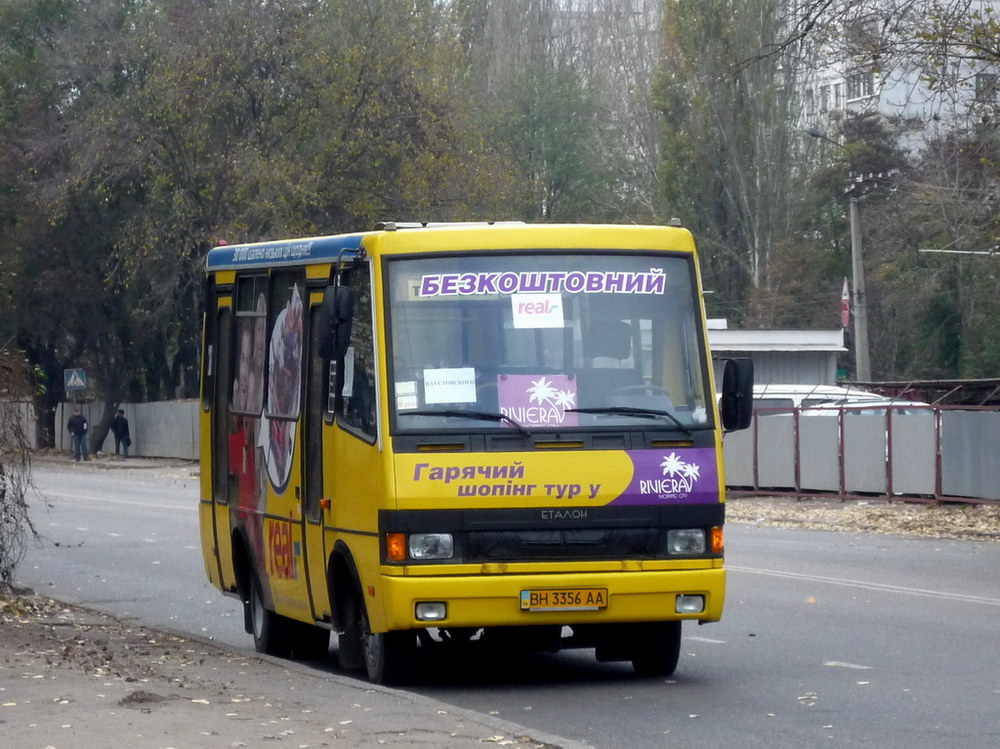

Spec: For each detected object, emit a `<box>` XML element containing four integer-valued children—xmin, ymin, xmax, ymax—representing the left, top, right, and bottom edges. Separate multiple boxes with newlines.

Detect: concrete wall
<box><xmin>55</xmin><ymin>400</ymin><xmax>200</xmax><ymax>460</ymax></box>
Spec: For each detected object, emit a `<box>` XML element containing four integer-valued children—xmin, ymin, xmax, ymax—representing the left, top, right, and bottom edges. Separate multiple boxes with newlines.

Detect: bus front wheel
<box><xmin>630</xmin><ymin>621</ymin><xmax>682</xmax><ymax>676</ymax></box>
<box><xmin>361</xmin><ymin>607</ymin><xmax>414</xmax><ymax>685</ymax></box>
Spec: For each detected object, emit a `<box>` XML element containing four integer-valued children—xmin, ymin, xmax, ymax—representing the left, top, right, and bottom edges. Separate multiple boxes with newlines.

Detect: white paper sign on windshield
<box><xmin>423</xmin><ymin>367</ymin><xmax>477</xmax><ymax>404</ymax></box>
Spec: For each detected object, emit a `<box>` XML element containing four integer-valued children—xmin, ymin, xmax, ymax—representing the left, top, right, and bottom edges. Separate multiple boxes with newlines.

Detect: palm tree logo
<box><xmin>660</xmin><ymin>452</ymin><xmax>686</xmax><ymax>477</ymax></box>
<box><xmin>527</xmin><ymin>377</ymin><xmax>558</xmax><ymax>404</ymax></box>
<box><xmin>660</xmin><ymin>452</ymin><xmax>700</xmax><ymax>493</ymax></box>
<box><xmin>525</xmin><ymin>376</ymin><xmax>576</xmax><ymax>423</ymax></box>
<box><xmin>681</xmin><ymin>462</ymin><xmax>701</xmax><ymax>482</ymax></box>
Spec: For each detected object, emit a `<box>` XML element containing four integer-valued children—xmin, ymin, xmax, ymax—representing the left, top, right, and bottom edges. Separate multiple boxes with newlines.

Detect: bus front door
<box><xmin>301</xmin><ymin>303</ymin><xmax>332</xmax><ymax>622</ymax></box>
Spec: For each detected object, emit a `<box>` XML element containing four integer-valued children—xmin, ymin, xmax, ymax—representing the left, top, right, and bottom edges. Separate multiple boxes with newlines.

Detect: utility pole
<box><xmin>807</xmin><ymin>127</ymin><xmax>872</xmax><ymax>382</ymax></box>
<box><xmin>848</xmin><ymin>194</ymin><xmax>871</xmax><ymax>381</ymax></box>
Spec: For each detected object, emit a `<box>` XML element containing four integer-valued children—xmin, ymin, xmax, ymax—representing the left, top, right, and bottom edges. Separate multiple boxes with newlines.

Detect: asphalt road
<box><xmin>14</xmin><ymin>459</ymin><xmax>1000</xmax><ymax>748</ymax></box>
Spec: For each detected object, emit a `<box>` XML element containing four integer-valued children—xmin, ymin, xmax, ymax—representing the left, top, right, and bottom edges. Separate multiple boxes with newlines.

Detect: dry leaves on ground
<box><xmin>727</xmin><ymin>496</ymin><xmax>1000</xmax><ymax>541</ymax></box>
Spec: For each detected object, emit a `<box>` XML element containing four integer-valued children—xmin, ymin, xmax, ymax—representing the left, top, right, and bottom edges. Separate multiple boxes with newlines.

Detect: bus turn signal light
<box><xmin>386</xmin><ymin>533</ymin><xmax>407</xmax><ymax>561</ymax></box>
<box><xmin>710</xmin><ymin>526</ymin><xmax>724</xmax><ymax>554</ymax></box>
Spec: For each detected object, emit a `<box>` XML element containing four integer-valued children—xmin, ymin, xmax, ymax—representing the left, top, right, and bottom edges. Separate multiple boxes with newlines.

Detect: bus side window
<box><xmin>213</xmin><ymin>307</ymin><xmax>233</xmax><ymax>505</ymax></box>
<box><xmin>201</xmin><ymin>276</ymin><xmax>217</xmax><ymax>413</ymax></box>
<box><xmin>337</xmin><ymin>265</ymin><xmax>377</xmax><ymax>440</ymax></box>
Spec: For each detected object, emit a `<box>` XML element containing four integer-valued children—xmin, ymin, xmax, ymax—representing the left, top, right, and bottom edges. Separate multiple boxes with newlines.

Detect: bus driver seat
<box><xmin>577</xmin><ymin>321</ymin><xmax>640</xmax><ymax>404</ymax></box>
<box><xmin>586</xmin><ymin>320</ymin><xmax>632</xmax><ymax>368</ymax></box>
<box><xmin>581</xmin><ymin>321</ymin><xmax>673</xmax><ymax>412</ymax></box>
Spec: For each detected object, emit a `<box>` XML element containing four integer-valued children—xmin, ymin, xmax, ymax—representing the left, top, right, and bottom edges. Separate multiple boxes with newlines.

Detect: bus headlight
<box><xmin>667</xmin><ymin>529</ymin><xmax>706</xmax><ymax>554</ymax></box>
<box><xmin>408</xmin><ymin>533</ymin><xmax>454</xmax><ymax>560</ymax></box>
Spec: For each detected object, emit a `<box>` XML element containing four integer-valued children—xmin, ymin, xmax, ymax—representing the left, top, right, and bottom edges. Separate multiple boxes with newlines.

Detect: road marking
<box><xmin>824</xmin><ymin>661</ymin><xmax>872</xmax><ymax>670</ymax></box>
<box><xmin>686</xmin><ymin>636</ymin><xmax>727</xmax><ymax>644</ymax></box>
<box><xmin>729</xmin><ymin>565</ymin><xmax>1000</xmax><ymax>607</ymax></box>
<box><xmin>30</xmin><ymin>489</ymin><xmax>189</xmax><ymax>512</ymax></box>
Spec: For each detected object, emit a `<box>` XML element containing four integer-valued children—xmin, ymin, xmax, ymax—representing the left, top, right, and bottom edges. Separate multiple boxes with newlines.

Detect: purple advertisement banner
<box><xmin>612</xmin><ymin>448</ymin><xmax>720</xmax><ymax>505</ymax></box>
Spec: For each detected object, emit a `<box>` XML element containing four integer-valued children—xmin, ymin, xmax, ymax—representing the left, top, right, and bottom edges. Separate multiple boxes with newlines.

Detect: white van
<box><xmin>752</xmin><ymin>383</ymin><xmax>883</xmax><ymax>411</ymax></box>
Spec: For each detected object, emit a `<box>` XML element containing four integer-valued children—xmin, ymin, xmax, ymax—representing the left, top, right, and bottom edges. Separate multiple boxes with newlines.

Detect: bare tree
<box><xmin>447</xmin><ymin>0</ymin><xmax>665</xmax><ymax>219</ymax></box>
<box><xmin>0</xmin><ymin>344</ymin><xmax>35</xmax><ymax>591</ymax></box>
<box><xmin>658</xmin><ymin>0</ymin><xmax>798</xmax><ymax>309</ymax></box>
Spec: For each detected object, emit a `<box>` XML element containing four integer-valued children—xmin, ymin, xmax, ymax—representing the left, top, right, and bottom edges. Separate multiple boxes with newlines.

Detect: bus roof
<box><xmin>205</xmin><ymin>223</ymin><xmax>694</xmax><ymax>271</ymax></box>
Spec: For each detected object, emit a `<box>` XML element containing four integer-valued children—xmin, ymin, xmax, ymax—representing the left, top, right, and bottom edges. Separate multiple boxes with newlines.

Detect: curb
<box><xmin>31</xmin><ymin>453</ymin><xmax>198</xmax><ymax>471</ymax></box>
<box><xmin>18</xmin><ymin>593</ymin><xmax>595</xmax><ymax>749</ymax></box>
<box><xmin>161</xmin><ymin>623</ymin><xmax>597</xmax><ymax>749</ymax></box>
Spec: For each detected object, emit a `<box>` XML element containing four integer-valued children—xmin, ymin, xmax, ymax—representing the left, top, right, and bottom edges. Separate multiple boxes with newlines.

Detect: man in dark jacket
<box><xmin>67</xmin><ymin>407</ymin><xmax>89</xmax><ymax>461</ymax></box>
<box><xmin>111</xmin><ymin>408</ymin><xmax>131</xmax><ymax>459</ymax></box>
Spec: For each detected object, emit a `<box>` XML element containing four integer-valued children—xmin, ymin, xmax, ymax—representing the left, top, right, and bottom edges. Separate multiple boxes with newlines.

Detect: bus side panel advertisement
<box><xmin>395</xmin><ymin>448</ymin><xmax>720</xmax><ymax>507</ymax></box>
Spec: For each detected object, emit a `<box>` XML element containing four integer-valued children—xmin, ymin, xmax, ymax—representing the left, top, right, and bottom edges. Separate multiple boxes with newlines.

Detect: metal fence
<box><xmin>723</xmin><ymin>405</ymin><xmax>1000</xmax><ymax>503</ymax></box>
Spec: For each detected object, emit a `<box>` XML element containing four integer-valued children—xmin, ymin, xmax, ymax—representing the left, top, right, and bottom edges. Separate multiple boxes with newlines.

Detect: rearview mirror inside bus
<box><xmin>317</xmin><ymin>285</ymin><xmax>354</xmax><ymax>360</ymax></box>
<box><xmin>720</xmin><ymin>357</ymin><xmax>754</xmax><ymax>431</ymax></box>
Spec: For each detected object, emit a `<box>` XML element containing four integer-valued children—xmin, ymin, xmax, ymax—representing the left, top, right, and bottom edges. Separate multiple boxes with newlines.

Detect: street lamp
<box><xmin>806</xmin><ymin>127</ymin><xmax>872</xmax><ymax>383</ymax></box>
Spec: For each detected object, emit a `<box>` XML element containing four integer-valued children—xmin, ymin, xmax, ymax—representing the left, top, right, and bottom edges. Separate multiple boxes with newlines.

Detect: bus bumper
<box><xmin>376</xmin><ymin>568</ymin><xmax>725</xmax><ymax>631</ymax></box>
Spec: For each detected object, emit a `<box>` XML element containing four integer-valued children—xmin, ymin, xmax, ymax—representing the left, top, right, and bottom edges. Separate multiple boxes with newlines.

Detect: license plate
<box><xmin>520</xmin><ymin>588</ymin><xmax>608</xmax><ymax>611</ymax></box>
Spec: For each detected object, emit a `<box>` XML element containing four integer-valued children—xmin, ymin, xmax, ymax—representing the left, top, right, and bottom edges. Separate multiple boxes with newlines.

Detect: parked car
<box><xmin>751</xmin><ymin>383</ymin><xmax>883</xmax><ymax>411</ymax></box>
<box><xmin>802</xmin><ymin>399</ymin><xmax>931</xmax><ymax>417</ymax></box>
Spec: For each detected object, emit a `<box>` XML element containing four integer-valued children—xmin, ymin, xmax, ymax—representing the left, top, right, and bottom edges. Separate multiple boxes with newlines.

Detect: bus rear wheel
<box><xmin>249</xmin><ymin>572</ymin><xmax>290</xmax><ymax>657</ymax></box>
<box><xmin>630</xmin><ymin>621</ymin><xmax>682</xmax><ymax>677</ymax></box>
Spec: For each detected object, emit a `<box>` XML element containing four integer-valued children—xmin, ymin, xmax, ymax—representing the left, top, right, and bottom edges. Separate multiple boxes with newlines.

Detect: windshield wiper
<box><xmin>565</xmin><ymin>406</ymin><xmax>693</xmax><ymax>437</ymax></box>
<box><xmin>400</xmin><ymin>409</ymin><xmax>533</xmax><ymax>438</ymax></box>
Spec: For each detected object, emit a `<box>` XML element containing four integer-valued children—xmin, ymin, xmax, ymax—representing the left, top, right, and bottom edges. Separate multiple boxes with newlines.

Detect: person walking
<box><xmin>111</xmin><ymin>408</ymin><xmax>131</xmax><ymax>459</ymax></box>
<box><xmin>67</xmin><ymin>407</ymin><xmax>89</xmax><ymax>462</ymax></box>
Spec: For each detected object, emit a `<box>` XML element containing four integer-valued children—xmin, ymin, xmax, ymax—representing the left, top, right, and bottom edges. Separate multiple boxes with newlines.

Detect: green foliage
<box><xmin>4</xmin><ymin>0</ymin><xmax>1000</xmax><ymax>401</ymax></box>
<box><xmin>0</xmin><ymin>0</ymin><xmax>527</xmax><ymax>429</ymax></box>
<box><xmin>495</xmin><ymin>61</ymin><xmax>611</xmax><ymax>220</ymax></box>
<box><xmin>657</xmin><ymin>0</ymin><xmax>797</xmax><ymax>321</ymax></box>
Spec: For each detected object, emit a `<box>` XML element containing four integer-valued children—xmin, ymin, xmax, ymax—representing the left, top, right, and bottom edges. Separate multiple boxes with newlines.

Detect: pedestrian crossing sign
<box><xmin>64</xmin><ymin>368</ymin><xmax>87</xmax><ymax>391</ymax></box>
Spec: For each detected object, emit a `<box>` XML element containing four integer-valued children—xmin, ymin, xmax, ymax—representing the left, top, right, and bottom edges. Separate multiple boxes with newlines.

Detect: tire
<box><xmin>361</xmin><ymin>606</ymin><xmax>414</xmax><ymax>685</ymax></box>
<box><xmin>336</xmin><ymin>590</ymin><xmax>365</xmax><ymax>671</ymax></box>
<box><xmin>249</xmin><ymin>572</ymin><xmax>290</xmax><ymax>657</ymax></box>
<box><xmin>630</xmin><ymin>621</ymin><xmax>682</xmax><ymax>677</ymax></box>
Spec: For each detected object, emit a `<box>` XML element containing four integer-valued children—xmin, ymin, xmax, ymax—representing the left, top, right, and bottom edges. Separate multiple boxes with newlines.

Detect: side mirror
<box><xmin>720</xmin><ymin>358</ymin><xmax>754</xmax><ymax>431</ymax></box>
<box><xmin>317</xmin><ymin>285</ymin><xmax>354</xmax><ymax>360</ymax></box>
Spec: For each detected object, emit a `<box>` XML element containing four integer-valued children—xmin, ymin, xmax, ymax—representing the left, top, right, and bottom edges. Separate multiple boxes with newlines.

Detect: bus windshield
<box><xmin>386</xmin><ymin>252</ymin><xmax>711</xmax><ymax>433</ymax></box>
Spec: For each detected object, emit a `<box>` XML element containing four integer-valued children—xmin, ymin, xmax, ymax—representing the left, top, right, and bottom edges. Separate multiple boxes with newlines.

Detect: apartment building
<box><xmin>793</xmin><ymin>0</ymin><xmax>999</xmax><ymax>136</ymax></box>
